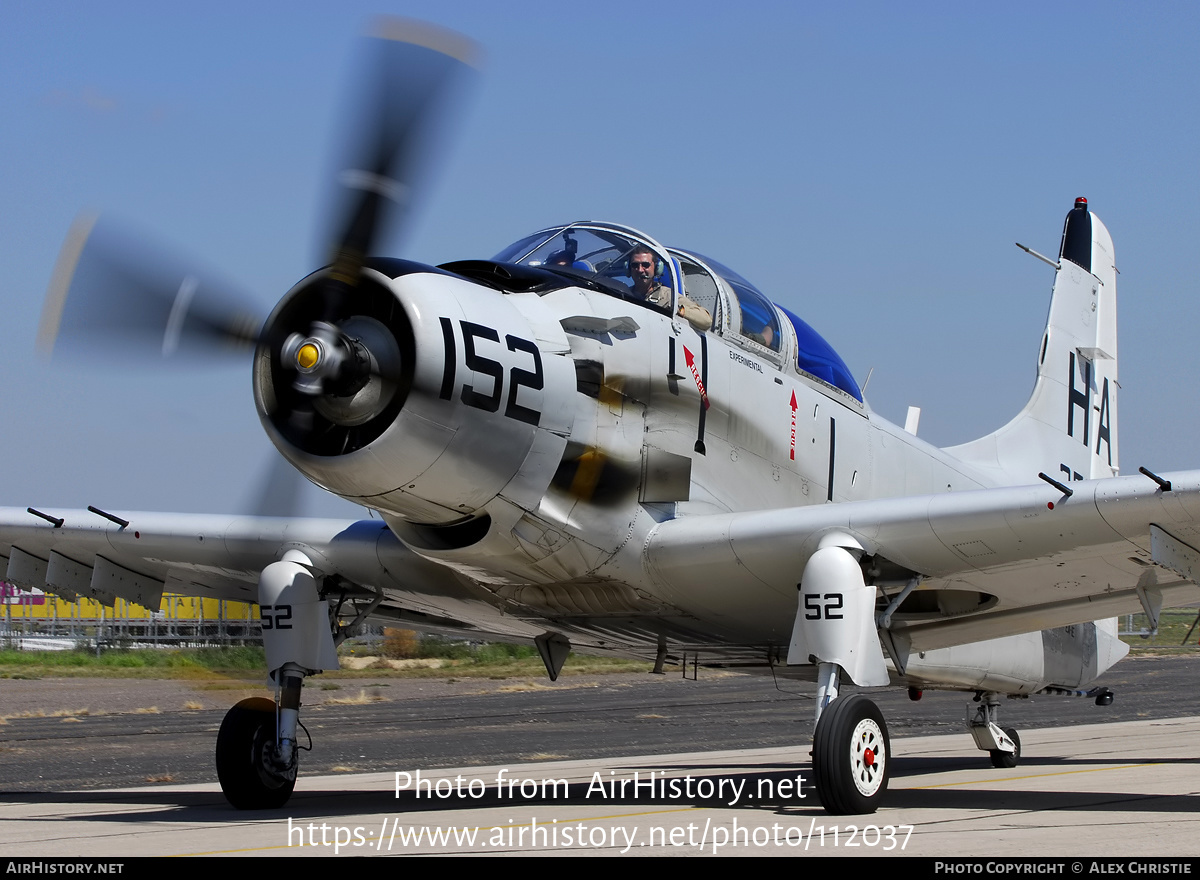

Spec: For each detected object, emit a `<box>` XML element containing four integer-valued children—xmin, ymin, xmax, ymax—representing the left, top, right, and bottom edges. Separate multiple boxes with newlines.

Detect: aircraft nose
<box><xmin>254</xmin><ymin>261</ymin><xmax>576</xmax><ymax>524</ymax></box>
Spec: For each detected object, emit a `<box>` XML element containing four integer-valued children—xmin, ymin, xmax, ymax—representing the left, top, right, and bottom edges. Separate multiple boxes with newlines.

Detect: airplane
<box><xmin>7</xmin><ymin>19</ymin><xmax>1200</xmax><ymax>817</ymax></box>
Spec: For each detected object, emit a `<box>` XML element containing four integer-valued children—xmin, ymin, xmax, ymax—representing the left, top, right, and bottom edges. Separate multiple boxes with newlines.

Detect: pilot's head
<box><xmin>629</xmin><ymin>245</ymin><xmax>657</xmax><ymax>295</ymax></box>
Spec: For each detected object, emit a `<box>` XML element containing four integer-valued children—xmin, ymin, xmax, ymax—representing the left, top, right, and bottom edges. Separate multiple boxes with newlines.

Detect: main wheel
<box><xmin>812</xmin><ymin>694</ymin><xmax>890</xmax><ymax>815</ymax></box>
<box><xmin>989</xmin><ymin>727</ymin><xmax>1021</xmax><ymax>769</ymax></box>
<box><xmin>216</xmin><ymin>697</ymin><xmax>297</xmax><ymax>809</ymax></box>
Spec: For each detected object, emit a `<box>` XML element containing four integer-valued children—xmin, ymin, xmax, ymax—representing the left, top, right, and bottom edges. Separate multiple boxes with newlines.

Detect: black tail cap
<box><xmin>1059</xmin><ymin>196</ymin><xmax>1092</xmax><ymax>272</ymax></box>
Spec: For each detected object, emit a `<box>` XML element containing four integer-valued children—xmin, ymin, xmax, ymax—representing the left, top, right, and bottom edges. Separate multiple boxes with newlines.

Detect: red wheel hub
<box><xmin>863</xmin><ymin>748</ymin><xmax>875</xmax><ymax>767</ymax></box>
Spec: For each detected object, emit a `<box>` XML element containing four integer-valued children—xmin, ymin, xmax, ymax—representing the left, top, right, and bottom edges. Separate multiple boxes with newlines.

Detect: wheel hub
<box><xmin>851</xmin><ymin>719</ymin><xmax>886</xmax><ymax>797</ymax></box>
<box><xmin>252</xmin><ymin>719</ymin><xmax>297</xmax><ymax>789</ymax></box>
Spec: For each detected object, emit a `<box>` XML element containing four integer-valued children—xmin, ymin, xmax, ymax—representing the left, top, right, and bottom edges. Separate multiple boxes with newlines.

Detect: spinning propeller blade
<box><xmin>39</xmin><ymin>17</ymin><xmax>478</xmax><ymax>379</ymax></box>
<box><xmin>322</xmin><ymin>17</ymin><xmax>479</xmax><ymax>295</ymax></box>
<box><xmin>39</xmin><ymin>214</ymin><xmax>263</xmax><ymax>361</ymax></box>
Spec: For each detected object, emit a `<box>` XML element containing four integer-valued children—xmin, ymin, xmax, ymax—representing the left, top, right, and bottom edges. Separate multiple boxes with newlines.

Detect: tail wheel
<box><xmin>989</xmin><ymin>727</ymin><xmax>1021</xmax><ymax>769</ymax></box>
<box><xmin>216</xmin><ymin>697</ymin><xmax>297</xmax><ymax>810</ymax></box>
<box><xmin>812</xmin><ymin>694</ymin><xmax>890</xmax><ymax>815</ymax></box>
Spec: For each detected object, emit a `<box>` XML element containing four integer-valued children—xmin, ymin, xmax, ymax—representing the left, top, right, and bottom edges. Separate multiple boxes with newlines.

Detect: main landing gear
<box><xmin>216</xmin><ymin>551</ymin><xmax>339</xmax><ymax>810</ymax></box>
<box><xmin>216</xmin><ymin>695</ymin><xmax>298</xmax><ymax>809</ymax></box>
<box><xmin>790</xmin><ymin>539</ymin><xmax>894</xmax><ymax>815</ymax></box>
<box><xmin>812</xmin><ymin>684</ymin><xmax>891</xmax><ymax>814</ymax></box>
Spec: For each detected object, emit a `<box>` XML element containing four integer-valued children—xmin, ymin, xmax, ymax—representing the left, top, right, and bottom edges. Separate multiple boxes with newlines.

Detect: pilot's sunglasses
<box><xmin>631</xmin><ymin>260</ymin><xmax>653</xmax><ymax>269</ymax></box>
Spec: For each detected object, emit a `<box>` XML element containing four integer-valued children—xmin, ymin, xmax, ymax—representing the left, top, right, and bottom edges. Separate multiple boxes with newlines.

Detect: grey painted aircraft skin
<box><xmin>7</xmin><ymin>22</ymin><xmax>1197</xmax><ymax>815</ymax></box>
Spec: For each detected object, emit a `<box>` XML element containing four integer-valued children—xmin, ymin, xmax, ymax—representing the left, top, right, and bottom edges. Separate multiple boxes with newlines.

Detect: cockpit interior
<box><xmin>488</xmin><ymin>221</ymin><xmax>862</xmax><ymax>404</ymax></box>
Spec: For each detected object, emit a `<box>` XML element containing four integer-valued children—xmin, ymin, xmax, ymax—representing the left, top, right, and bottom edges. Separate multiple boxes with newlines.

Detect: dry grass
<box><xmin>1</xmin><ymin>703</ymin><xmax>178</xmax><ymax>722</ymax></box>
<box><xmin>1</xmin><ymin>650</ymin><xmax>656</xmax><ymax>681</ymax></box>
<box><xmin>339</xmin><ymin>655</ymin><xmax>448</xmax><ymax>671</ymax></box>
<box><xmin>494</xmin><ymin>679</ymin><xmax>605</xmax><ymax>694</ymax></box>
<box><xmin>381</xmin><ymin>628</ymin><xmax>420</xmax><ymax>659</ymax></box>
<box><xmin>3</xmin><ymin>707</ymin><xmax>97</xmax><ymax>721</ymax></box>
<box><xmin>496</xmin><ymin>681</ymin><xmax>557</xmax><ymax>693</ymax></box>
<box><xmin>145</xmin><ymin>775</ymin><xmax>175</xmax><ymax>784</ymax></box>
<box><xmin>183</xmin><ymin>701</ymin><xmax>204</xmax><ymax>710</ymax></box>
<box><xmin>325</xmin><ymin>689</ymin><xmax>388</xmax><ymax>705</ymax></box>
<box><xmin>325</xmin><ymin>655</ymin><xmax>652</xmax><ymax>680</ymax></box>
<box><xmin>382</xmin><ymin>658</ymin><xmax>446</xmax><ymax>670</ymax></box>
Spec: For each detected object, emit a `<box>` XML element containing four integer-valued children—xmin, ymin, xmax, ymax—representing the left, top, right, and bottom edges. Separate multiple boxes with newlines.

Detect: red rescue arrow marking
<box><xmin>789</xmin><ymin>390</ymin><xmax>798</xmax><ymax>460</ymax></box>
<box><xmin>683</xmin><ymin>346</ymin><xmax>710</xmax><ymax>410</ymax></box>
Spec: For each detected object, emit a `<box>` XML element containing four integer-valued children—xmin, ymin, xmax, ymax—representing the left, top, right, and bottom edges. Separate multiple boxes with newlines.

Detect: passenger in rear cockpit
<box><xmin>627</xmin><ymin>244</ymin><xmax>711</xmax><ymax>332</ymax></box>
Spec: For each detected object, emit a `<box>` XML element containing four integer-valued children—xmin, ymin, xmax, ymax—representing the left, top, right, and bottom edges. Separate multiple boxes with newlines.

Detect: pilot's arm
<box><xmin>676</xmin><ymin>294</ymin><xmax>712</xmax><ymax>332</ymax></box>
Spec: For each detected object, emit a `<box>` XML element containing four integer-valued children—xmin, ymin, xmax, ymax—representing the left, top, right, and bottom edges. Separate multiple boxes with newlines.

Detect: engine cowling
<box><xmin>253</xmin><ymin>259</ymin><xmax>575</xmax><ymax>524</ymax></box>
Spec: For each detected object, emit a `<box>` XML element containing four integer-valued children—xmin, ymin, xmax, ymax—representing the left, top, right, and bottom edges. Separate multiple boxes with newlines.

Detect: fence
<box><xmin>1</xmin><ymin>584</ymin><xmax>261</xmax><ymax>648</ymax></box>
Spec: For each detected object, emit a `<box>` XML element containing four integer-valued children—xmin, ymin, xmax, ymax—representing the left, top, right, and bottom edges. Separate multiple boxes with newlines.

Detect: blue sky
<box><xmin>1</xmin><ymin>1</ymin><xmax>1198</xmax><ymax>515</ymax></box>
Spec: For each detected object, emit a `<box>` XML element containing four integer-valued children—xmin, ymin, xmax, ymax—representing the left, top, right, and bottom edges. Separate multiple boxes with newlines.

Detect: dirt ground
<box><xmin>0</xmin><ymin>670</ymin><xmax>660</xmax><ymax>721</ymax></box>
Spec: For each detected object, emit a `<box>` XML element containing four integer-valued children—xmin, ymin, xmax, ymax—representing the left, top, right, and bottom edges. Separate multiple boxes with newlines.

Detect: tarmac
<box><xmin>3</xmin><ymin>714</ymin><xmax>1198</xmax><ymax>858</ymax></box>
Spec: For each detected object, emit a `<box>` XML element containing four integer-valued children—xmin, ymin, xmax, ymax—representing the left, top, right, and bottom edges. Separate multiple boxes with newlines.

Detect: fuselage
<box><xmin>391</xmin><ymin>274</ymin><xmax>993</xmax><ymax>645</ymax></box>
<box><xmin>253</xmin><ymin>217</ymin><xmax>1126</xmax><ymax>691</ymax></box>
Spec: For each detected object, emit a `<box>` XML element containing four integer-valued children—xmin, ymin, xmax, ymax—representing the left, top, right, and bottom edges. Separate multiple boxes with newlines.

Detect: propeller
<box><xmin>320</xmin><ymin>18</ymin><xmax>478</xmax><ymax>304</ymax></box>
<box><xmin>40</xmin><ymin>17</ymin><xmax>478</xmax><ymax>405</ymax></box>
<box><xmin>38</xmin><ymin>213</ymin><xmax>264</xmax><ymax>361</ymax></box>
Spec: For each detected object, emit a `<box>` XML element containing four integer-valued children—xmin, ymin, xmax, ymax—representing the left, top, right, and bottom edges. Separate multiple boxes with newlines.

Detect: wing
<box><xmin>11</xmin><ymin>470</ymin><xmax>1199</xmax><ymax>658</ymax></box>
<box><xmin>645</xmin><ymin>469</ymin><xmax>1200</xmax><ymax>653</ymax></box>
<box><xmin>0</xmin><ymin>507</ymin><xmax>528</xmax><ymax>640</ymax></box>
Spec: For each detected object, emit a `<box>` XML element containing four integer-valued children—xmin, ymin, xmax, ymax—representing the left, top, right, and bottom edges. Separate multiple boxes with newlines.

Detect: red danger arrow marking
<box><xmin>683</xmin><ymin>346</ymin><xmax>710</xmax><ymax>410</ymax></box>
<box><xmin>789</xmin><ymin>390</ymin><xmax>798</xmax><ymax>460</ymax></box>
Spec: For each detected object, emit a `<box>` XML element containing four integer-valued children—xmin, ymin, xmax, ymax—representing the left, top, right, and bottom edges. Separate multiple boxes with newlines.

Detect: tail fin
<box><xmin>946</xmin><ymin>198</ymin><xmax>1118</xmax><ymax>483</ymax></box>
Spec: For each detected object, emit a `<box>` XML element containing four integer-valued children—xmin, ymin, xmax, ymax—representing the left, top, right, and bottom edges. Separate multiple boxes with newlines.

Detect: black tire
<box><xmin>215</xmin><ymin>697</ymin><xmax>296</xmax><ymax>810</ymax></box>
<box><xmin>989</xmin><ymin>727</ymin><xmax>1021</xmax><ymax>769</ymax></box>
<box><xmin>812</xmin><ymin>694</ymin><xmax>890</xmax><ymax>815</ymax></box>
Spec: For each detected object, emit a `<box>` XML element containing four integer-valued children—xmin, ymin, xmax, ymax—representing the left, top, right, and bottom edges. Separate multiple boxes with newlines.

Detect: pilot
<box><xmin>747</xmin><ymin>323</ymin><xmax>775</xmax><ymax>349</ymax></box>
<box><xmin>627</xmin><ymin>244</ymin><xmax>712</xmax><ymax>331</ymax></box>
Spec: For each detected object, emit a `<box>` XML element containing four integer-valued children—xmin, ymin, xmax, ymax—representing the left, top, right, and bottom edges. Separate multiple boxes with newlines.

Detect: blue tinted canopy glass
<box><xmin>779</xmin><ymin>306</ymin><xmax>862</xmax><ymax>401</ymax></box>
<box><xmin>495</xmin><ymin>228</ymin><xmax>861</xmax><ymax>402</ymax></box>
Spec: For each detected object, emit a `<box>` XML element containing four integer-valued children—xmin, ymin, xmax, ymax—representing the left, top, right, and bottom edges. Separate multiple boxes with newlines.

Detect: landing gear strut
<box><xmin>969</xmin><ymin>692</ymin><xmax>1020</xmax><ymax>768</ymax></box>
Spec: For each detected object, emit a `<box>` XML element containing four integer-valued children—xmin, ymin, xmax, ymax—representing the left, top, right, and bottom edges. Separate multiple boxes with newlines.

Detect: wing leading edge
<box><xmin>0</xmin><ymin>508</ymin><xmax>540</xmax><ymax>643</ymax></box>
<box><xmin>9</xmin><ymin>470</ymin><xmax>1200</xmax><ymax>659</ymax></box>
<box><xmin>0</xmin><ymin>509</ymin><xmax>382</xmax><ymax>605</ymax></box>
